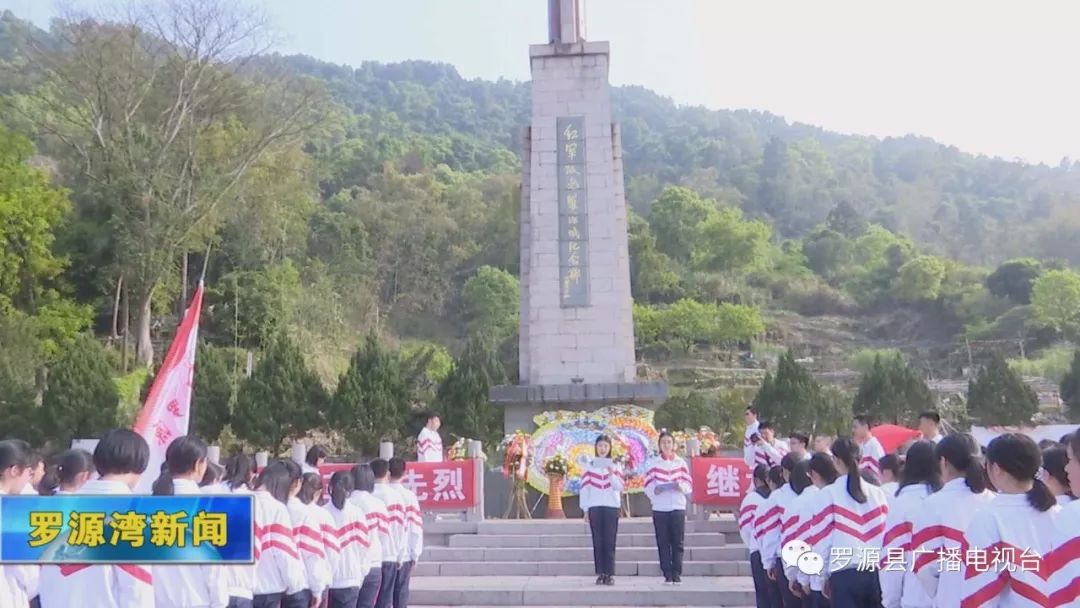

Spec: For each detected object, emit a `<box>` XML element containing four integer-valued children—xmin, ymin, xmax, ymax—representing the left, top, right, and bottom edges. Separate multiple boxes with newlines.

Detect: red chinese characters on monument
<box><xmin>690</xmin><ymin>457</ymin><xmax>750</xmax><ymax>507</ymax></box>
<box><xmin>318</xmin><ymin>460</ymin><xmax>477</xmax><ymax>510</ymax></box>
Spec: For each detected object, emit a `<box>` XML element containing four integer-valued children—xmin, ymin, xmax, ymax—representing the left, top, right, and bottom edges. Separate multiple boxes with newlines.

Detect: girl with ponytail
<box><xmin>814</xmin><ymin>437</ymin><xmax>889</xmax><ymax>607</ymax></box>
<box><xmin>879</xmin><ymin>441</ymin><xmax>939</xmax><ymax>608</ymax></box>
<box><xmin>287</xmin><ymin>470</ymin><xmax>331</xmax><ymax>608</ymax></box>
<box><xmin>348</xmin><ymin>464</ymin><xmax>386</xmax><ymax>608</ymax></box>
<box><xmin>38</xmin><ymin>449</ymin><xmax>93</xmax><ymax>495</ymax></box>
<box><xmin>151</xmin><ymin>435</ymin><xmax>229</xmax><ymax>608</ymax></box>
<box><xmin>0</xmin><ymin>439</ymin><xmax>39</xmax><ymax>607</ymax></box>
<box><xmin>251</xmin><ymin>461</ymin><xmax>307</xmax><ymax>607</ymax></box>
<box><xmin>1050</xmin><ymin>431</ymin><xmax>1080</xmax><ymax>606</ymax></box>
<box><xmin>298</xmin><ymin>473</ymin><xmax>334</xmax><ymax>608</ymax></box>
<box><xmin>739</xmin><ymin>464</ymin><xmax>771</xmax><ymax>608</ymax></box>
<box><xmin>960</xmin><ymin>433</ymin><xmax>1060</xmax><ymax>607</ymax></box>
<box><xmin>1040</xmin><ymin>445</ymin><xmax>1074</xmax><ymax>505</ymax></box>
<box><xmin>324</xmin><ymin>471</ymin><xmax>371</xmax><ymax>608</ymax></box>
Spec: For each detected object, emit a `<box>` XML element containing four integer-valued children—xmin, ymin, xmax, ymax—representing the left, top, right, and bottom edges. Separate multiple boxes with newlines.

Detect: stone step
<box><xmin>409</xmin><ymin>575</ymin><xmax>756</xmax><ymax>606</ymax></box>
<box><xmin>447</xmin><ymin>532</ymin><xmax>729</xmax><ymax>548</ymax></box>
<box><xmin>414</xmin><ymin>560</ymin><xmax>752</xmax><ymax>577</ymax></box>
<box><xmin>424</xmin><ymin>517</ymin><xmax>736</xmax><ymax>537</ymax></box>
<box><xmin>422</xmin><ymin>545</ymin><xmax>749</xmax><ymax>563</ymax></box>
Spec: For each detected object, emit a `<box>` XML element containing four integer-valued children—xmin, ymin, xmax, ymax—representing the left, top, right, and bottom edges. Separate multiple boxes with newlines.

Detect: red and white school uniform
<box><xmin>857</xmin><ymin>436</ymin><xmax>886</xmax><ymax>479</ymax></box>
<box><xmin>911</xmin><ymin>478</ymin><xmax>995</xmax><ymax>608</ymax></box>
<box><xmin>642</xmin><ymin>455</ymin><xmax>692</xmax><ymax>511</ymax></box>
<box><xmin>206</xmin><ymin>484</ymin><xmax>255</xmax><ymax>601</ymax></box>
<box><xmin>324</xmin><ymin>498</ymin><xmax>371</xmax><ymax>590</ymax></box>
<box><xmin>288</xmin><ymin>497</ymin><xmax>332</xmax><ymax>600</ymax></box>
<box><xmin>755</xmin><ymin>439</ymin><xmax>790</xmax><ymax>469</ymax></box>
<box><xmin>796</xmin><ymin>486</ymin><xmax>830</xmax><ymax>594</ymax></box>
<box><xmin>752</xmin><ymin>488</ymin><xmax>783</xmax><ymax>565</ymax></box>
<box><xmin>744</xmin><ymin>420</ymin><xmax>761</xmax><ymax>467</ymax></box>
<box><xmin>738</xmin><ymin>490</ymin><xmax>766</xmax><ymax>552</ymax></box>
<box><xmin>782</xmin><ymin>485</ymin><xmax>821</xmax><ymax>589</ymax></box>
<box><xmin>417</xmin><ymin>428</ymin><xmax>443</xmax><ymax>463</ymax></box>
<box><xmin>579</xmin><ymin>460</ymin><xmax>624</xmax><ymax>510</ymax></box>
<box><xmin>373</xmin><ymin>483</ymin><xmax>406</xmax><ymax>564</ymax></box>
<box><xmin>154</xmin><ymin>479</ymin><xmax>229</xmax><ymax>608</ymax></box>
<box><xmin>760</xmin><ymin>483</ymin><xmax>795</xmax><ymax>573</ymax></box>
<box><xmin>1</xmin><ymin>487</ymin><xmax>38</xmax><ymax>608</ymax></box>
<box><xmin>252</xmin><ymin>490</ymin><xmax>307</xmax><ymax>597</ymax></box>
<box><xmin>960</xmin><ymin>494</ymin><xmax>1060</xmax><ymax>608</ymax></box>
<box><xmin>811</xmin><ymin>475</ymin><xmax>889</xmax><ymax>577</ymax></box>
<box><xmin>348</xmin><ymin>491</ymin><xmax>387</xmax><ymax>573</ymax></box>
<box><xmin>390</xmin><ymin>482</ymin><xmax>424</xmax><ymax>564</ymax></box>
<box><xmin>879</xmin><ymin>483</ymin><xmax>934</xmax><ymax>608</ymax></box>
<box><xmin>38</xmin><ymin>479</ymin><xmax>154</xmax><ymax>608</ymax></box>
<box><xmin>1048</xmin><ymin>500</ymin><xmax>1080</xmax><ymax>607</ymax></box>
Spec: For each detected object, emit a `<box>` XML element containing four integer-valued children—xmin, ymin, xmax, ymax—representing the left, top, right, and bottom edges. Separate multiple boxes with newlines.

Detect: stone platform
<box><xmin>415</xmin><ymin>517</ymin><xmax>754</xmax><ymax>606</ymax></box>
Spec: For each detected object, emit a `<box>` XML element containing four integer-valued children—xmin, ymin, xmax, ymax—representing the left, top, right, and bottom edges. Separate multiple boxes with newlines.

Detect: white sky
<box><xmin>3</xmin><ymin>0</ymin><xmax>1078</xmax><ymax>164</ymax></box>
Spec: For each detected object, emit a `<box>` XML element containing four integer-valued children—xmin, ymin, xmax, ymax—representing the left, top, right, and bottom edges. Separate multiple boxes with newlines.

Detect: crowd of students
<box><xmin>738</xmin><ymin>406</ymin><xmax>1080</xmax><ymax>608</ymax></box>
<box><xmin>0</xmin><ymin>429</ymin><xmax>425</xmax><ymax>608</ymax></box>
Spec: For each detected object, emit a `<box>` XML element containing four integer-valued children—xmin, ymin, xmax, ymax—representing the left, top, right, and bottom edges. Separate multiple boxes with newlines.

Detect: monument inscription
<box><xmin>557</xmin><ymin>116</ymin><xmax>589</xmax><ymax>307</ymax></box>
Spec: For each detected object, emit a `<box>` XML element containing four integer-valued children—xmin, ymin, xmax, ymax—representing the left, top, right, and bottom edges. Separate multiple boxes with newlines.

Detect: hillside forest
<box><xmin>2</xmin><ymin>4</ymin><xmax>1080</xmax><ymax>456</ymax></box>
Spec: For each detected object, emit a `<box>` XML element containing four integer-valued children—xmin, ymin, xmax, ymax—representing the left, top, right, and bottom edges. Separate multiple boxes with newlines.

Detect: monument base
<box><xmin>490</xmin><ymin>382</ymin><xmax>668</xmax><ymax>433</ymax></box>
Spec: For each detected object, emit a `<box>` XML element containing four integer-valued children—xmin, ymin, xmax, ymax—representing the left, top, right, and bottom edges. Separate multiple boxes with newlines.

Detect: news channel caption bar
<box><xmin>0</xmin><ymin>495</ymin><xmax>253</xmax><ymax>564</ymax></box>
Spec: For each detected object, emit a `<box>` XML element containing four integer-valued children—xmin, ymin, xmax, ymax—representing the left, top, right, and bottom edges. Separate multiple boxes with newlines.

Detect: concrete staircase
<box><xmin>413</xmin><ymin>517</ymin><xmax>756</xmax><ymax>607</ymax></box>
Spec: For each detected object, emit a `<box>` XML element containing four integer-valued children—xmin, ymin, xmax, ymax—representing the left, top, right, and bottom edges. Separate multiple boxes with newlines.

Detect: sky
<box><xmin>3</xmin><ymin>0</ymin><xmax>1079</xmax><ymax>164</ymax></box>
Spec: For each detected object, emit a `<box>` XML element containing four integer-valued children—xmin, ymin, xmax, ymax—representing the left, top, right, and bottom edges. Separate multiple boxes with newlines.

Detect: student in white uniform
<box><xmin>879</xmin><ymin>441</ymin><xmax>940</xmax><ymax>608</ymax></box>
<box><xmin>208</xmin><ymin>454</ymin><xmax>257</xmax><ymax>608</ymax></box>
<box><xmin>277</xmin><ymin>460</ymin><xmax>320</xmax><ymax>608</ymax></box>
<box><xmin>349</xmin><ymin>464</ymin><xmax>386</xmax><ymax>608</ymax></box>
<box><xmin>961</xmin><ymin>433</ymin><xmax>1060</xmax><ymax>607</ymax></box>
<box><xmin>740</xmin><ymin>465</ymin><xmax>772</xmax><ymax>608</ymax></box>
<box><xmin>201</xmin><ymin>461</ymin><xmax>225</xmax><ymax>488</ymax></box>
<box><xmin>20</xmin><ymin>450</ymin><xmax>44</xmax><ymax>495</ymax></box>
<box><xmin>303</xmin><ymin>446</ymin><xmax>327</xmax><ymax>476</ymax></box>
<box><xmin>878</xmin><ymin>454</ymin><xmax>901</xmax><ymax>501</ymax></box>
<box><xmin>788</xmin><ymin>432</ymin><xmax>812</xmax><ymax>462</ymax></box>
<box><xmin>151</xmin><ymin>435</ymin><xmax>229</xmax><ymax>608</ymax></box>
<box><xmin>0</xmin><ymin>439</ymin><xmax>38</xmax><ymax>608</ymax></box>
<box><xmin>324</xmin><ymin>471</ymin><xmax>371</xmax><ymax>608</ymax></box>
<box><xmin>416</xmin><ymin>413</ymin><xmax>443</xmax><ymax>463</ymax></box>
<box><xmin>755</xmin><ymin>465</ymin><xmax>788</xmax><ymax>606</ymax></box>
<box><xmin>802</xmin><ymin>453</ymin><xmax>840</xmax><ymax>608</ymax></box>
<box><xmin>744</xmin><ymin>407</ymin><xmax>761</xmax><ymax>467</ymax></box>
<box><xmin>644</xmin><ymin>431</ymin><xmax>692</xmax><ymax>585</ymax></box>
<box><xmin>775</xmin><ymin>457</ymin><xmax>812</xmax><ymax>608</ymax></box>
<box><xmin>39</xmin><ymin>429</ymin><xmax>154</xmax><ymax>608</ymax></box>
<box><xmin>579</xmin><ymin>434</ymin><xmax>624</xmax><ymax>586</ymax></box>
<box><xmin>38</xmin><ymin>448</ymin><xmax>93</xmax><ymax>495</ymax></box>
<box><xmin>811</xmin><ymin>437</ymin><xmax>889</xmax><ymax>608</ymax></box>
<box><xmin>250</xmin><ymin>461</ymin><xmax>307</xmax><ymax>608</ymax></box>
<box><xmin>292</xmin><ymin>473</ymin><xmax>332</xmax><ymax>608</ymax></box>
<box><xmin>371</xmin><ymin>458</ymin><xmax>404</xmax><ymax>608</ymax></box>
<box><xmin>853</xmin><ymin>416</ymin><xmax>886</xmax><ymax>481</ymax></box>
<box><xmin>388</xmin><ymin>457</ymin><xmax>422</xmax><ymax>608</ymax></box>
<box><xmin>753</xmin><ymin>421</ymin><xmax>790</xmax><ymax>469</ymax></box>
<box><xmin>1051</xmin><ymin>430</ymin><xmax>1080</xmax><ymax>607</ymax></box>
<box><xmin>1041</xmin><ymin>445</ymin><xmax>1074</xmax><ymax>505</ymax></box>
<box><xmin>917</xmin><ymin>411</ymin><xmax>945</xmax><ymax>444</ymax></box>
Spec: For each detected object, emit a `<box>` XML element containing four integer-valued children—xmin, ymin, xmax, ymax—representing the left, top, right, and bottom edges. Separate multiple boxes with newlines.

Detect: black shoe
<box><xmin>664</xmin><ymin>577</ymin><xmax>673</xmax><ymax>585</ymax></box>
<box><xmin>596</xmin><ymin>575</ymin><xmax>604</xmax><ymax>585</ymax></box>
<box><xmin>604</xmin><ymin>575</ymin><xmax>614</xmax><ymax>586</ymax></box>
<box><xmin>672</xmin><ymin>575</ymin><xmax>682</xmax><ymax>585</ymax></box>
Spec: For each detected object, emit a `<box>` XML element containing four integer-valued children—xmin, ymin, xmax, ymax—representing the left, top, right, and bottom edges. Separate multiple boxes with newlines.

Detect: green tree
<box><xmin>826</xmin><ymin>201</ymin><xmax>868</xmax><ymax>238</ymax></box>
<box><xmin>654</xmin><ymin>391</ymin><xmax>714</xmax><ymax>433</ymax></box>
<box><xmin>233</xmin><ymin>335</ymin><xmax>328</xmax><ymax>452</ymax></box>
<box><xmin>461</xmin><ymin>266</ymin><xmax>518</xmax><ymax>341</ymax></box>
<box><xmin>331</xmin><ymin>334</ymin><xmax>408</xmax><ymax>455</ymax></box>
<box><xmin>967</xmin><ymin>353</ymin><xmax>1038</xmax><ymax>426</ymax></box>
<box><xmin>1031</xmin><ymin>269</ymin><xmax>1080</xmax><ymax>335</ymax></box>
<box><xmin>0</xmin><ymin>367</ymin><xmax>43</xmax><ymax>444</ymax></box>
<box><xmin>802</xmin><ymin>228</ymin><xmax>853</xmax><ymax>280</ymax></box>
<box><xmin>436</xmin><ymin>338</ymin><xmax>506</xmax><ymax>446</ymax></box>
<box><xmin>693</xmin><ymin>207</ymin><xmax>773</xmax><ymax>274</ymax></box>
<box><xmin>192</xmin><ymin>344</ymin><xmax>233</xmax><ymax>443</ymax></box>
<box><xmin>894</xmin><ymin>255</ymin><xmax>947</xmax><ymax>301</ymax></box>
<box><xmin>627</xmin><ymin>213</ymin><xmax>683</xmax><ymax>303</ymax></box>
<box><xmin>751</xmin><ymin>350</ymin><xmax>826</xmax><ymax>434</ymax></box>
<box><xmin>986</xmin><ymin>259</ymin><xmax>1043</xmax><ymax>305</ymax></box>
<box><xmin>1061</xmin><ymin>350</ymin><xmax>1080</xmax><ymax>422</ymax></box>
<box><xmin>648</xmin><ymin>187</ymin><xmax>717</xmax><ymax>262</ymax></box>
<box><xmin>635</xmin><ymin>299</ymin><xmax>765</xmax><ymax>351</ymax></box>
<box><xmin>41</xmin><ymin>335</ymin><xmax>118</xmax><ymax>448</ymax></box>
<box><xmin>851</xmin><ymin>354</ymin><xmax>933</xmax><ymax>424</ymax></box>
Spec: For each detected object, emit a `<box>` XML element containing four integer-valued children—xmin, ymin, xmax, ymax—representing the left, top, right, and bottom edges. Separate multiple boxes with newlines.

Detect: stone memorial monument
<box><xmin>491</xmin><ymin>0</ymin><xmax>667</xmax><ymax>433</ymax></box>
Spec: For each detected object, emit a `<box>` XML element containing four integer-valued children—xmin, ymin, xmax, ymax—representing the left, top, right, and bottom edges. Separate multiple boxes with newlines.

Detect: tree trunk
<box><xmin>135</xmin><ymin>288</ymin><xmax>155</xmax><ymax>367</ymax></box>
<box><xmin>111</xmin><ymin>276</ymin><xmax>123</xmax><ymax>340</ymax></box>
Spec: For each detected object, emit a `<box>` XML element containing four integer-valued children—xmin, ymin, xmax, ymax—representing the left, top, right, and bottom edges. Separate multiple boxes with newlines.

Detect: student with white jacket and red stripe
<box><xmin>744</xmin><ymin>407</ymin><xmax>762</xmax><ymax>467</ymax></box>
<box><xmin>37</xmin><ymin>448</ymin><xmax>93</xmax><ymax>495</ymax></box>
<box><xmin>960</xmin><ymin>433</ymin><xmax>1060</xmax><ymax>608</ymax></box>
<box><xmin>1051</xmin><ymin>430</ymin><xmax>1080</xmax><ymax>607</ymax></box>
<box><xmin>753</xmin><ymin>466</ymin><xmax>786</xmax><ymax>605</ymax></box>
<box><xmin>371</xmin><ymin>458</ymin><xmax>405</xmax><ymax>608</ymax></box>
<box><xmin>295</xmin><ymin>473</ymin><xmax>334</xmax><ymax>607</ymax></box>
<box><xmin>580</xmin><ymin>435</ymin><xmax>624</xmax><ymax>586</ymax></box>
<box><xmin>0</xmin><ymin>439</ymin><xmax>38</xmax><ymax>608</ymax></box>
<box><xmin>853</xmin><ymin>416</ymin><xmax>886</xmax><ymax>481</ymax></box>
<box><xmin>324</xmin><ymin>471</ymin><xmax>372</xmax><ymax>608</ymax></box>
<box><xmin>776</xmin><ymin>458</ymin><xmax>813</xmax><ymax>608</ymax></box>
<box><xmin>151</xmin><ymin>436</ymin><xmax>229</xmax><ymax>608</ymax></box>
<box><xmin>739</xmin><ymin>464</ymin><xmax>771</xmax><ymax>608</ymax></box>
<box><xmin>278</xmin><ymin>461</ymin><xmax>325</xmax><ymax>608</ymax></box>
<box><xmin>205</xmin><ymin>454</ymin><xmax>258</xmax><ymax>608</ymax></box>
<box><xmin>813</xmin><ymin>437</ymin><xmax>889</xmax><ymax>608</ymax></box>
<box><xmin>389</xmin><ymin>457</ymin><xmax>423</xmax><ymax>608</ymax></box>
<box><xmin>878</xmin><ymin>441</ymin><xmax>940</xmax><ymax>608</ymax></box>
<box><xmin>38</xmin><ymin>429</ymin><xmax>155</xmax><ymax>608</ymax></box>
<box><xmin>349</xmin><ymin>464</ymin><xmax>387</xmax><ymax>608</ymax></box>
<box><xmin>644</xmin><ymin>431</ymin><xmax>692</xmax><ymax>585</ymax></box>
<box><xmin>764</xmin><ymin>455</ymin><xmax>800</xmax><ymax>608</ymax></box>
<box><xmin>250</xmin><ymin>461</ymin><xmax>308</xmax><ymax>608</ymax></box>
<box><xmin>801</xmin><ymin>452</ymin><xmax>841</xmax><ymax>608</ymax></box>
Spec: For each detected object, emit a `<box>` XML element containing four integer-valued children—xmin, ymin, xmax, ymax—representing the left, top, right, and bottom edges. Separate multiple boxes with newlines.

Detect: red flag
<box><xmin>132</xmin><ymin>283</ymin><xmax>204</xmax><ymax>493</ymax></box>
<box><xmin>871</xmin><ymin>423</ymin><xmax>921</xmax><ymax>454</ymax></box>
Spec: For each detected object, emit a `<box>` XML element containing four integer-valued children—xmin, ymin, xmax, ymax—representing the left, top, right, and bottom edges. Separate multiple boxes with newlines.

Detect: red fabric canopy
<box><xmin>871</xmin><ymin>424</ymin><xmax>922</xmax><ymax>454</ymax></box>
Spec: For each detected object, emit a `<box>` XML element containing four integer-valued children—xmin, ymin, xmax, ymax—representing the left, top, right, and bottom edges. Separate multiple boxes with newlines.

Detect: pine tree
<box><xmin>751</xmin><ymin>350</ymin><xmax>826</xmax><ymax>434</ymax></box>
<box><xmin>967</xmin><ymin>353</ymin><xmax>1038</xmax><ymax>426</ymax></box>
<box><xmin>1060</xmin><ymin>350</ymin><xmax>1080</xmax><ymax>422</ymax></box>
<box><xmin>332</xmin><ymin>333</ymin><xmax>408</xmax><ymax>455</ymax></box>
<box><xmin>852</xmin><ymin>354</ymin><xmax>932</xmax><ymax>424</ymax></box>
<box><xmin>192</xmin><ymin>344</ymin><xmax>233</xmax><ymax>443</ymax></box>
<box><xmin>436</xmin><ymin>338</ymin><xmax>506</xmax><ymax>447</ymax></box>
<box><xmin>233</xmin><ymin>334</ymin><xmax>327</xmax><ymax>452</ymax></box>
<box><xmin>41</xmin><ymin>335</ymin><xmax>118</xmax><ymax>448</ymax></box>
<box><xmin>0</xmin><ymin>368</ymin><xmax>43</xmax><ymax>444</ymax></box>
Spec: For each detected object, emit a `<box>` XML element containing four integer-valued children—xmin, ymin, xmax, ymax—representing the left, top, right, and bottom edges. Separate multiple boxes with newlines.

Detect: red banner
<box><xmin>690</xmin><ymin>457</ymin><xmax>750</xmax><ymax>506</ymax></box>
<box><xmin>316</xmin><ymin>460</ymin><xmax>477</xmax><ymax>511</ymax></box>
